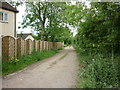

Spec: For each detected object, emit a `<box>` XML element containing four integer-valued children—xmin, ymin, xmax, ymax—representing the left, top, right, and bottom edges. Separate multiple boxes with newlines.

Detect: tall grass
<box><xmin>74</xmin><ymin>46</ymin><xmax>119</xmax><ymax>88</ymax></box>
<box><xmin>2</xmin><ymin>49</ymin><xmax>59</xmax><ymax>76</ymax></box>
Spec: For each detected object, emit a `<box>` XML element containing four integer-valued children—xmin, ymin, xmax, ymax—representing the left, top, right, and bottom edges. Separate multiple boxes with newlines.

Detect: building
<box><xmin>0</xmin><ymin>2</ymin><xmax>18</xmax><ymax>58</ymax></box>
<box><xmin>0</xmin><ymin>2</ymin><xmax>19</xmax><ymax>37</ymax></box>
<box><xmin>17</xmin><ymin>33</ymin><xmax>35</xmax><ymax>41</ymax></box>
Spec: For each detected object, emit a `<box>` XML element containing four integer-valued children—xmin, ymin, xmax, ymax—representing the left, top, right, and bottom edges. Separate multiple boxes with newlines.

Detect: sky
<box><xmin>16</xmin><ymin>4</ymin><xmax>32</xmax><ymax>34</ymax></box>
<box><xmin>16</xmin><ymin>1</ymin><xmax>90</xmax><ymax>36</ymax></box>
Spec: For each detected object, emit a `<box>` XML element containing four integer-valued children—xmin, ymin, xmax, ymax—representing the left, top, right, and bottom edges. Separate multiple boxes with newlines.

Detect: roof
<box><xmin>17</xmin><ymin>33</ymin><xmax>33</xmax><ymax>39</ymax></box>
<box><xmin>0</xmin><ymin>2</ymin><xmax>19</xmax><ymax>13</ymax></box>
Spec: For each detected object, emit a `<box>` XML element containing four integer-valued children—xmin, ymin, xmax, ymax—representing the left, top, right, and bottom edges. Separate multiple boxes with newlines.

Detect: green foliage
<box><xmin>7</xmin><ymin>0</ymin><xmax>23</xmax><ymax>8</ymax></box>
<box><xmin>21</xmin><ymin>2</ymin><xmax>73</xmax><ymax>43</ymax></box>
<box><xmin>75</xmin><ymin>46</ymin><xmax>119</xmax><ymax>88</ymax></box>
<box><xmin>74</xmin><ymin>2</ymin><xmax>120</xmax><ymax>55</ymax></box>
<box><xmin>2</xmin><ymin>50</ymin><xmax>58</xmax><ymax>76</ymax></box>
<box><xmin>72</xmin><ymin>2</ymin><xmax>120</xmax><ymax>88</ymax></box>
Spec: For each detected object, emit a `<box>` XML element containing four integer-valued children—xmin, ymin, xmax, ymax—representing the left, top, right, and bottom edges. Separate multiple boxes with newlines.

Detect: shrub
<box><xmin>76</xmin><ymin>48</ymin><xmax>119</xmax><ymax>88</ymax></box>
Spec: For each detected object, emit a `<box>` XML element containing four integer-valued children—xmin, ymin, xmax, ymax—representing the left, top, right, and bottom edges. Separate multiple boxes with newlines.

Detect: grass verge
<box><xmin>2</xmin><ymin>49</ymin><xmax>60</xmax><ymax>76</ymax></box>
<box><xmin>74</xmin><ymin>46</ymin><xmax>119</xmax><ymax>88</ymax></box>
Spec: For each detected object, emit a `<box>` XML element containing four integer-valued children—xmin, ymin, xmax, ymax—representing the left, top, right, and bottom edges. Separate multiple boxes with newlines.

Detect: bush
<box><xmin>75</xmin><ymin>47</ymin><xmax>119</xmax><ymax>88</ymax></box>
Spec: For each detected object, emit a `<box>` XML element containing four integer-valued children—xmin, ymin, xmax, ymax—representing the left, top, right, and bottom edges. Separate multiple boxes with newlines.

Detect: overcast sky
<box><xmin>16</xmin><ymin>4</ymin><xmax>32</xmax><ymax>34</ymax></box>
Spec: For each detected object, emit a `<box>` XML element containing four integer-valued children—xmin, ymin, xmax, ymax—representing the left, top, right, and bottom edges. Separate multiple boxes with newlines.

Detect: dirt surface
<box><xmin>2</xmin><ymin>46</ymin><xmax>79</xmax><ymax>88</ymax></box>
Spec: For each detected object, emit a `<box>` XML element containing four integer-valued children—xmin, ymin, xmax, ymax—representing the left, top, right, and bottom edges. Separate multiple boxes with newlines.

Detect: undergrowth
<box><xmin>74</xmin><ymin>46</ymin><xmax>119</xmax><ymax>88</ymax></box>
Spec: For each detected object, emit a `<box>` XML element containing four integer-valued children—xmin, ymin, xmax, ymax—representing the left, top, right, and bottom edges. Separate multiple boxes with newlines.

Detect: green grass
<box><xmin>74</xmin><ymin>46</ymin><xmax>119</xmax><ymax>88</ymax></box>
<box><xmin>2</xmin><ymin>49</ymin><xmax>59</xmax><ymax>76</ymax></box>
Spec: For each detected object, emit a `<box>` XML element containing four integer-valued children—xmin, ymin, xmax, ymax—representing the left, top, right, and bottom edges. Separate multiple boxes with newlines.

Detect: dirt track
<box><xmin>2</xmin><ymin>46</ymin><xmax>79</xmax><ymax>88</ymax></box>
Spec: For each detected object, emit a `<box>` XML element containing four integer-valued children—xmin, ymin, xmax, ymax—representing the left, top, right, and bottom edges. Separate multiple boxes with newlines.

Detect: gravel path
<box><xmin>2</xmin><ymin>46</ymin><xmax>79</xmax><ymax>88</ymax></box>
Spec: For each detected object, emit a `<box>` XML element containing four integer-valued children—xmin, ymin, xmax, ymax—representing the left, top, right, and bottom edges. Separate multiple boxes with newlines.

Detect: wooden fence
<box><xmin>2</xmin><ymin>36</ymin><xmax>64</xmax><ymax>60</ymax></box>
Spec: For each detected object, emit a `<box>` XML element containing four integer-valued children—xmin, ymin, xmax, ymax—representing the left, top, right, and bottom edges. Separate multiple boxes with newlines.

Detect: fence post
<box><xmin>2</xmin><ymin>36</ymin><xmax>15</xmax><ymax>60</ymax></box>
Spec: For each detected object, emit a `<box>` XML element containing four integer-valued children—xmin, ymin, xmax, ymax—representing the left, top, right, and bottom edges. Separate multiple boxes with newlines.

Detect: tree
<box><xmin>69</xmin><ymin>2</ymin><xmax>120</xmax><ymax>55</ymax></box>
<box><xmin>21</xmin><ymin>2</ymin><xmax>72</xmax><ymax>43</ymax></box>
<box><xmin>7</xmin><ymin>0</ymin><xmax>23</xmax><ymax>8</ymax></box>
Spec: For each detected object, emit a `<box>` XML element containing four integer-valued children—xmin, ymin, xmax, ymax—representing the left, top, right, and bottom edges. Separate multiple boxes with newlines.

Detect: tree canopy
<box><xmin>20</xmin><ymin>2</ymin><xmax>72</xmax><ymax>43</ymax></box>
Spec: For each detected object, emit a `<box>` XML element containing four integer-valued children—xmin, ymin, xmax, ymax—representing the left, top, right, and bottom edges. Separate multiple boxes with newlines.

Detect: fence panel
<box><xmin>44</xmin><ymin>41</ymin><xmax>46</xmax><ymax>50</ymax></box>
<box><xmin>58</xmin><ymin>42</ymin><xmax>61</xmax><ymax>48</ymax></box>
<box><xmin>50</xmin><ymin>42</ymin><xmax>53</xmax><ymax>49</ymax></box>
<box><xmin>41</xmin><ymin>41</ymin><xmax>45</xmax><ymax>50</ymax></box>
<box><xmin>48</xmin><ymin>42</ymin><xmax>50</xmax><ymax>50</ymax></box>
<box><xmin>53</xmin><ymin>42</ymin><xmax>57</xmax><ymax>49</ymax></box>
<box><xmin>24</xmin><ymin>40</ymin><xmax>26</xmax><ymax>55</ymax></box>
<box><xmin>39</xmin><ymin>40</ymin><xmax>42</xmax><ymax>51</ymax></box>
<box><xmin>37</xmin><ymin>40</ymin><xmax>40</xmax><ymax>51</ymax></box>
<box><xmin>31</xmin><ymin>40</ymin><xmax>34</xmax><ymax>53</ymax></box>
<box><xmin>43</xmin><ymin>41</ymin><xmax>46</xmax><ymax>50</ymax></box>
<box><xmin>2</xmin><ymin>36</ymin><xmax>15</xmax><ymax>60</ymax></box>
<box><xmin>36</xmin><ymin>40</ymin><xmax>39</xmax><ymax>51</ymax></box>
<box><xmin>47</xmin><ymin>41</ymin><xmax>49</xmax><ymax>50</ymax></box>
<box><xmin>26</xmin><ymin>39</ymin><xmax>33</xmax><ymax>54</ymax></box>
<box><xmin>45</xmin><ymin>41</ymin><xmax>47</xmax><ymax>50</ymax></box>
<box><xmin>17</xmin><ymin>38</ymin><xmax>25</xmax><ymax>58</ymax></box>
<box><xmin>56</xmin><ymin>42</ymin><xmax>59</xmax><ymax>49</ymax></box>
<box><xmin>33</xmin><ymin>40</ymin><xmax>39</xmax><ymax>51</ymax></box>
